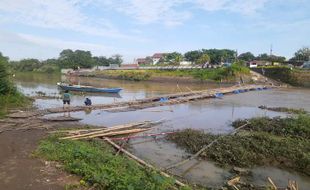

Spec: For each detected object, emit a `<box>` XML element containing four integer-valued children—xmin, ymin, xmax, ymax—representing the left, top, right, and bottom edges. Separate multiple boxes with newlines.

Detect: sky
<box><xmin>0</xmin><ymin>0</ymin><xmax>309</xmax><ymax>63</ymax></box>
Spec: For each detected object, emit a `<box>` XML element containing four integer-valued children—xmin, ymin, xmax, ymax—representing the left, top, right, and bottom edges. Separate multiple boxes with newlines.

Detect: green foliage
<box><xmin>10</xmin><ymin>49</ymin><xmax>124</xmax><ymax>73</ymax></box>
<box><xmin>253</xmin><ymin>67</ymin><xmax>300</xmax><ymax>86</ymax></box>
<box><xmin>256</xmin><ymin>54</ymin><xmax>286</xmax><ymax>63</ymax></box>
<box><xmin>184</xmin><ymin>49</ymin><xmax>236</xmax><ymax>64</ymax></box>
<box><xmin>290</xmin><ymin>47</ymin><xmax>310</xmax><ymax>61</ymax></box>
<box><xmin>167</xmin><ymin>114</ymin><xmax>310</xmax><ymax>175</ymax></box>
<box><xmin>59</xmin><ymin>49</ymin><xmax>94</xmax><ymax>69</ymax></box>
<box><xmin>184</xmin><ymin>50</ymin><xmax>202</xmax><ymax>63</ymax></box>
<box><xmin>10</xmin><ymin>59</ymin><xmax>41</xmax><ymax>71</ymax></box>
<box><xmin>98</xmin><ymin>64</ymin><xmax>250</xmax><ymax>82</ymax></box>
<box><xmin>238</xmin><ymin>52</ymin><xmax>255</xmax><ymax>62</ymax></box>
<box><xmin>0</xmin><ymin>53</ymin><xmax>13</xmax><ymax>95</ymax></box>
<box><xmin>202</xmin><ymin>49</ymin><xmax>236</xmax><ymax>64</ymax></box>
<box><xmin>196</xmin><ymin>54</ymin><xmax>210</xmax><ymax>65</ymax></box>
<box><xmin>232</xmin><ymin>115</ymin><xmax>310</xmax><ymax>139</ymax></box>
<box><xmin>164</xmin><ymin>52</ymin><xmax>183</xmax><ymax>64</ymax></box>
<box><xmin>36</xmin><ymin>136</ymin><xmax>180</xmax><ymax>190</ymax></box>
<box><xmin>0</xmin><ymin>52</ymin><xmax>31</xmax><ymax>117</ymax></box>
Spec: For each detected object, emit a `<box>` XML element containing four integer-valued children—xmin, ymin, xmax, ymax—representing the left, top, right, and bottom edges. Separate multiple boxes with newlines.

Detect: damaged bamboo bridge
<box><xmin>8</xmin><ymin>84</ymin><xmax>276</xmax><ymax>118</ymax></box>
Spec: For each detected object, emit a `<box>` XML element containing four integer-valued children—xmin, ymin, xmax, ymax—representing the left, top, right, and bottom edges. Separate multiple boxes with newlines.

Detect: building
<box><xmin>247</xmin><ymin>60</ymin><xmax>272</xmax><ymax>68</ymax></box>
<box><xmin>152</xmin><ymin>53</ymin><xmax>166</xmax><ymax>64</ymax></box>
<box><xmin>135</xmin><ymin>58</ymin><xmax>147</xmax><ymax>65</ymax></box>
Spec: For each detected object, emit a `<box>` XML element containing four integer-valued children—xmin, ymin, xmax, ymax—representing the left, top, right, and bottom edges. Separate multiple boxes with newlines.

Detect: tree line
<box><xmin>10</xmin><ymin>49</ymin><xmax>123</xmax><ymax>73</ymax></box>
<box><xmin>6</xmin><ymin>47</ymin><xmax>310</xmax><ymax>73</ymax></box>
<box><xmin>152</xmin><ymin>47</ymin><xmax>310</xmax><ymax>65</ymax></box>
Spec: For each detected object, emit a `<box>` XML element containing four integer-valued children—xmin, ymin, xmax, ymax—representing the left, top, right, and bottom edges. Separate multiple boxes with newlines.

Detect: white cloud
<box><xmin>196</xmin><ymin>0</ymin><xmax>269</xmax><ymax>15</ymax></box>
<box><xmin>99</xmin><ymin>0</ymin><xmax>191</xmax><ymax>26</ymax></box>
<box><xmin>0</xmin><ymin>30</ymin><xmax>115</xmax><ymax>60</ymax></box>
<box><xmin>0</xmin><ymin>0</ymin><xmax>145</xmax><ymax>40</ymax></box>
<box><xmin>18</xmin><ymin>33</ymin><xmax>112</xmax><ymax>53</ymax></box>
<box><xmin>95</xmin><ymin>0</ymin><xmax>270</xmax><ymax>26</ymax></box>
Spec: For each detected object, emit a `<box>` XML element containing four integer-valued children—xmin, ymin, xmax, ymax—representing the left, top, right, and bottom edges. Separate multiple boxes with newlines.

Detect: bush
<box><xmin>0</xmin><ymin>52</ymin><xmax>31</xmax><ymax>117</ymax></box>
<box><xmin>167</xmin><ymin>115</ymin><xmax>310</xmax><ymax>175</ymax></box>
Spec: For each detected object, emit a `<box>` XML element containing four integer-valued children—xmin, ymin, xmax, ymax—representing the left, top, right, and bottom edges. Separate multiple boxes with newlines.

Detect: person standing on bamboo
<box><xmin>63</xmin><ymin>90</ymin><xmax>71</xmax><ymax>116</ymax></box>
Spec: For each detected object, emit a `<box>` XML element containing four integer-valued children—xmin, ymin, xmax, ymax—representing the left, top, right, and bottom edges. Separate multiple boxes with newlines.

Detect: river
<box><xmin>14</xmin><ymin>72</ymin><xmax>310</xmax><ymax>189</ymax></box>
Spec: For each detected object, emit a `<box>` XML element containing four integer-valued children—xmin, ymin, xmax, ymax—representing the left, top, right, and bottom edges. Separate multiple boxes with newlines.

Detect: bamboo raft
<box><xmin>8</xmin><ymin>84</ymin><xmax>276</xmax><ymax>118</ymax></box>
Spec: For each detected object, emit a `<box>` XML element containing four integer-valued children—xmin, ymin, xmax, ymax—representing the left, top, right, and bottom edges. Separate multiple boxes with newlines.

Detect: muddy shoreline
<box><xmin>0</xmin><ymin>118</ymin><xmax>90</xmax><ymax>190</ymax></box>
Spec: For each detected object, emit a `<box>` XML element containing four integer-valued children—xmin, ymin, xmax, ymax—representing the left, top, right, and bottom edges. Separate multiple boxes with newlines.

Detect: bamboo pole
<box><xmin>268</xmin><ymin>177</ymin><xmax>278</xmax><ymax>190</ymax></box>
<box><xmin>69</xmin><ymin>128</ymin><xmax>151</xmax><ymax>140</ymax></box>
<box><xmin>60</xmin><ymin>121</ymin><xmax>149</xmax><ymax>140</ymax></box>
<box><xmin>104</xmin><ymin>138</ymin><xmax>186</xmax><ymax>187</ymax></box>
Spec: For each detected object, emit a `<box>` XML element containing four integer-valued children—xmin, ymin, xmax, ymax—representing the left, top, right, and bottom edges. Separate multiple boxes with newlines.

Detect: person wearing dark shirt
<box><xmin>84</xmin><ymin>98</ymin><xmax>92</xmax><ymax>106</ymax></box>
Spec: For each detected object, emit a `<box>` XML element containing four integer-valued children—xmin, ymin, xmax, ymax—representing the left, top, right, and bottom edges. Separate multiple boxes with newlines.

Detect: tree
<box><xmin>202</xmin><ymin>49</ymin><xmax>236</xmax><ymax>64</ymax></box>
<box><xmin>291</xmin><ymin>47</ymin><xmax>310</xmax><ymax>61</ymax></box>
<box><xmin>270</xmin><ymin>55</ymin><xmax>286</xmax><ymax>62</ymax></box>
<box><xmin>110</xmin><ymin>54</ymin><xmax>123</xmax><ymax>66</ymax></box>
<box><xmin>184</xmin><ymin>50</ymin><xmax>202</xmax><ymax>63</ymax></box>
<box><xmin>93</xmin><ymin>56</ymin><xmax>110</xmax><ymax>66</ymax></box>
<box><xmin>0</xmin><ymin>52</ymin><xmax>13</xmax><ymax>95</ymax></box>
<box><xmin>12</xmin><ymin>59</ymin><xmax>41</xmax><ymax>71</ymax></box>
<box><xmin>165</xmin><ymin>52</ymin><xmax>183</xmax><ymax>64</ymax></box>
<box><xmin>238</xmin><ymin>52</ymin><xmax>255</xmax><ymax>62</ymax></box>
<box><xmin>256</xmin><ymin>53</ymin><xmax>270</xmax><ymax>61</ymax></box>
<box><xmin>196</xmin><ymin>54</ymin><xmax>210</xmax><ymax>65</ymax></box>
<box><xmin>59</xmin><ymin>49</ymin><xmax>94</xmax><ymax>69</ymax></box>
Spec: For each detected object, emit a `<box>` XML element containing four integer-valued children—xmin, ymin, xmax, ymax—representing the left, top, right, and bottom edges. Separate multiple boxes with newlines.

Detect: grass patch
<box><xmin>167</xmin><ymin>115</ymin><xmax>310</xmax><ymax>176</ymax></box>
<box><xmin>232</xmin><ymin>115</ymin><xmax>310</xmax><ymax>139</ymax></box>
<box><xmin>0</xmin><ymin>92</ymin><xmax>32</xmax><ymax>118</ymax></box>
<box><xmin>36</xmin><ymin>135</ymin><xmax>189</xmax><ymax>190</ymax></box>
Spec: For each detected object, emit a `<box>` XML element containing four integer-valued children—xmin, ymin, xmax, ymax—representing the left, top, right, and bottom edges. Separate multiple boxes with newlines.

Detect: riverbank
<box><xmin>78</xmin><ymin>66</ymin><xmax>251</xmax><ymax>84</ymax></box>
<box><xmin>252</xmin><ymin>67</ymin><xmax>310</xmax><ymax>87</ymax></box>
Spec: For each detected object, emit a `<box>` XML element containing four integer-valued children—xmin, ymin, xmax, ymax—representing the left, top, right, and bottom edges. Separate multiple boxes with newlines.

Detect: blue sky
<box><xmin>0</xmin><ymin>0</ymin><xmax>309</xmax><ymax>63</ymax></box>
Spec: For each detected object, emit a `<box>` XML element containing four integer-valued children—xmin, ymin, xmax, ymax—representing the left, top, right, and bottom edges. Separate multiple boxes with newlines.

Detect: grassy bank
<box><xmin>252</xmin><ymin>67</ymin><xmax>310</xmax><ymax>87</ymax></box>
<box><xmin>167</xmin><ymin>115</ymin><xmax>310</xmax><ymax>176</ymax></box>
<box><xmin>36</xmin><ymin>135</ymin><xmax>191</xmax><ymax>190</ymax></box>
<box><xmin>91</xmin><ymin>64</ymin><xmax>250</xmax><ymax>82</ymax></box>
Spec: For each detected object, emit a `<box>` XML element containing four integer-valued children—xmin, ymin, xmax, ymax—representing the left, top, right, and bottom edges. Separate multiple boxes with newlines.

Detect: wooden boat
<box><xmin>57</xmin><ymin>83</ymin><xmax>122</xmax><ymax>93</ymax></box>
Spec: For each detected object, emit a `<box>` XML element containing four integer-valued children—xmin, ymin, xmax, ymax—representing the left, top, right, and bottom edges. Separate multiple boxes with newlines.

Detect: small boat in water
<box><xmin>57</xmin><ymin>83</ymin><xmax>122</xmax><ymax>93</ymax></box>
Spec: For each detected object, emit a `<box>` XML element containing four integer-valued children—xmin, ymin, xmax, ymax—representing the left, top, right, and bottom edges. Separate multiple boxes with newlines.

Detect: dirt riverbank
<box><xmin>0</xmin><ymin>118</ymin><xmax>88</xmax><ymax>190</ymax></box>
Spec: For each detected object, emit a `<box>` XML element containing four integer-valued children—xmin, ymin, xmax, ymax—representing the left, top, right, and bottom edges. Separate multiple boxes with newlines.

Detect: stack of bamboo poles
<box><xmin>57</xmin><ymin>120</ymin><xmax>161</xmax><ymax>140</ymax></box>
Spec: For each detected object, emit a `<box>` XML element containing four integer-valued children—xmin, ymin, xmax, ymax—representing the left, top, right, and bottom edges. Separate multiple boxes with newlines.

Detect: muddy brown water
<box><xmin>15</xmin><ymin>73</ymin><xmax>310</xmax><ymax>189</ymax></box>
